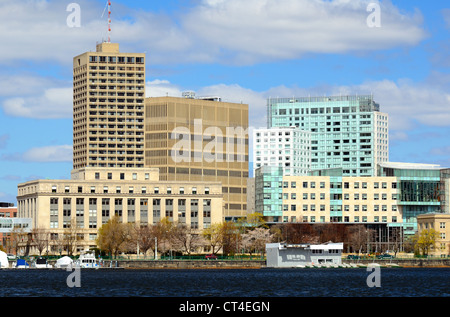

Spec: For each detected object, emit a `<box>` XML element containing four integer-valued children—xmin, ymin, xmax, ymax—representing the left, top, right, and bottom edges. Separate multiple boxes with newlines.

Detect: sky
<box><xmin>0</xmin><ymin>0</ymin><xmax>450</xmax><ymax>204</ymax></box>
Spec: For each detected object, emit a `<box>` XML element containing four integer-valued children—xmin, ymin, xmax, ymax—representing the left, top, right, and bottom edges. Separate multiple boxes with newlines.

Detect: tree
<box><xmin>63</xmin><ymin>218</ymin><xmax>80</xmax><ymax>256</ymax></box>
<box><xmin>240</xmin><ymin>212</ymin><xmax>267</xmax><ymax>229</ymax></box>
<box><xmin>97</xmin><ymin>216</ymin><xmax>132</xmax><ymax>258</ymax></box>
<box><xmin>135</xmin><ymin>224</ymin><xmax>155</xmax><ymax>258</ymax></box>
<box><xmin>414</xmin><ymin>228</ymin><xmax>439</xmax><ymax>256</ymax></box>
<box><xmin>151</xmin><ymin>217</ymin><xmax>175</xmax><ymax>256</ymax></box>
<box><xmin>31</xmin><ymin>228</ymin><xmax>50</xmax><ymax>256</ymax></box>
<box><xmin>241</xmin><ymin>227</ymin><xmax>274</xmax><ymax>257</ymax></box>
<box><xmin>202</xmin><ymin>223</ymin><xmax>224</xmax><ymax>255</ymax></box>
<box><xmin>171</xmin><ymin>223</ymin><xmax>206</xmax><ymax>255</ymax></box>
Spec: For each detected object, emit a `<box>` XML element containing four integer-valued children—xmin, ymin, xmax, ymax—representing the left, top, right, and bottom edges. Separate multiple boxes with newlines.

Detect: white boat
<box><xmin>75</xmin><ymin>251</ymin><xmax>99</xmax><ymax>269</ymax></box>
<box><xmin>33</xmin><ymin>258</ymin><xmax>52</xmax><ymax>269</ymax></box>
<box><xmin>0</xmin><ymin>251</ymin><xmax>9</xmax><ymax>268</ymax></box>
<box><xmin>55</xmin><ymin>256</ymin><xmax>73</xmax><ymax>269</ymax></box>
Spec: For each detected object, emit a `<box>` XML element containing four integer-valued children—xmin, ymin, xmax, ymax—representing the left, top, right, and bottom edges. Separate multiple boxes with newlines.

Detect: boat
<box><xmin>55</xmin><ymin>256</ymin><xmax>73</xmax><ymax>269</ymax></box>
<box><xmin>75</xmin><ymin>251</ymin><xmax>99</xmax><ymax>269</ymax></box>
<box><xmin>15</xmin><ymin>259</ymin><xmax>30</xmax><ymax>269</ymax></box>
<box><xmin>32</xmin><ymin>258</ymin><xmax>52</xmax><ymax>269</ymax></box>
<box><xmin>0</xmin><ymin>251</ymin><xmax>9</xmax><ymax>268</ymax></box>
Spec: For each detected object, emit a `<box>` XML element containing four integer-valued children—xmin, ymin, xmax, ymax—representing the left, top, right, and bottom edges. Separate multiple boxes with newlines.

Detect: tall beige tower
<box><xmin>73</xmin><ymin>42</ymin><xmax>146</xmax><ymax>169</ymax></box>
<box><xmin>145</xmin><ymin>95</ymin><xmax>249</xmax><ymax>220</ymax></box>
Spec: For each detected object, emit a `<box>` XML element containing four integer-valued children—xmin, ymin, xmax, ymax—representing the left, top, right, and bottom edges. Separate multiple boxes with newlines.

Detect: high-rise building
<box><xmin>267</xmin><ymin>95</ymin><xmax>389</xmax><ymax>176</ymax></box>
<box><xmin>73</xmin><ymin>42</ymin><xmax>146</xmax><ymax>169</ymax></box>
<box><xmin>253</xmin><ymin>126</ymin><xmax>311</xmax><ymax>176</ymax></box>
<box><xmin>144</xmin><ymin>94</ymin><xmax>249</xmax><ymax>220</ymax></box>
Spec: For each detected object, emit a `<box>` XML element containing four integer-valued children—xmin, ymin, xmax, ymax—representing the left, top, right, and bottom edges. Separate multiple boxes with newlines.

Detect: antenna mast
<box><xmin>108</xmin><ymin>1</ymin><xmax>112</xmax><ymax>43</ymax></box>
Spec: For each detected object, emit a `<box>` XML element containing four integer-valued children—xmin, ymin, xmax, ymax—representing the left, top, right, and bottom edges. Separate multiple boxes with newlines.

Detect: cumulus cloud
<box><xmin>147</xmin><ymin>77</ymin><xmax>450</xmax><ymax>132</ymax></box>
<box><xmin>2</xmin><ymin>87</ymin><xmax>72</xmax><ymax>119</ymax></box>
<box><xmin>0</xmin><ymin>0</ymin><xmax>428</xmax><ymax>66</ymax></box>
<box><xmin>1</xmin><ymin>145</ymin><xmax>72</xmax><ymax>163</ymax></box>
<box><xmin>181</xmin><ymin>0</ymin><xmax>427</xmax><ymax>64</ymax></box>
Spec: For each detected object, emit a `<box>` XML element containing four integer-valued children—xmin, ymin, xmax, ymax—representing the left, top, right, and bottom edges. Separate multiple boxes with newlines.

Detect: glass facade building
<box><xmin>267</xmin><ymin>95</ymin><xmax>389</xmax><ymax>176</ymax></box>
<box><xmin>378</xmin><ymin>162</ymin><xmax>450</xmax><ymax>235</ymax></box>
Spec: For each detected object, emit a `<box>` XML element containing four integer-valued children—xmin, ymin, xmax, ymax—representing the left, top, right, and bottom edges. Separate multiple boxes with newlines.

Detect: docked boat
<box><xmin>75</xmin><ymin>251</ymin><xmax>98</xmax><ymax>269</ymax></box>
<box><xmin>15</xmin><ymin>259</ymin><xmax>30</xmax><ymax>269</ymax></box>
<box><xmin>32</xmin><ymin>258</ymin><xmax>52</xmax><ymax>269</ymax></box>
<box><xmin>55</xmin><ymin>256</ymin><xmax>73</xmax><ymax>269</ymax></box>
<box><xmin>0</xmin><ymin>251</ymin><xmax>9</xmax><ymax>268</ymax></box>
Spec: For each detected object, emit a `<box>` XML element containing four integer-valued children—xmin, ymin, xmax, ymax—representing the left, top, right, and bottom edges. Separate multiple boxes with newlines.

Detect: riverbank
<box><xmin>112</xmin><ymin>258</ymin><xmax>450</xmax><ymax>269</ymax></box>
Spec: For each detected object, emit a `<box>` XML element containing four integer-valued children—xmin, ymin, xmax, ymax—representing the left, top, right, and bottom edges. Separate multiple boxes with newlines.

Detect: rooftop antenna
<box><xmin>101</xmin><ymin>1</ymin><xmax>112</xmax><ymax>43</ymax></box>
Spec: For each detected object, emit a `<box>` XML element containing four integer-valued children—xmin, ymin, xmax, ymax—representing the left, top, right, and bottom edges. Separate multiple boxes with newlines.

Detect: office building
<box><xmin>255</xmin><ymin>162</ymin><xmax>450</xmax><ymax>238</ymax></box>
<box><xmin>144</xmin><ymin>94</ymin><xmax>249</xmax><ymax>220</ymax></box>
<box><xmin>17</xmin><ymin>167</ymin><xmax>223</xmax><ymax>253</ymax></box>
<box><xmin>417</xmin><ymin>213</ymin><xmax>450</xmax><ymax>257</ymax></box>
<box><xmin>253</xmin><ymin>126</ymin><xmax>311</xmax><ymax>176</ymax></box>
<box><xmin>267</xmin><ymin>95</ymin><xmax>389</xmax><ymax>176</ymax></box>
<box><xmin>73</xmin><ymin>42</ymin><xmax>146</xmax><ymax>169</ymax></box>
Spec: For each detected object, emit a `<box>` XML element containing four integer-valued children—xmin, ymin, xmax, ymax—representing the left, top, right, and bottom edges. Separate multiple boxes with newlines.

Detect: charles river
<box><xmin>0</xmin><ymin>267</ymin><xmax>448</xmax><ymax>297</ymax></box>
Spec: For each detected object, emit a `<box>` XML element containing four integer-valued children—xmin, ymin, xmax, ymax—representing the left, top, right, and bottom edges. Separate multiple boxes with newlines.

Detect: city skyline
<box><xmin>1</xmin><ymin>0</ymin><xmax>450</xmax><ymax>203</ymax></box>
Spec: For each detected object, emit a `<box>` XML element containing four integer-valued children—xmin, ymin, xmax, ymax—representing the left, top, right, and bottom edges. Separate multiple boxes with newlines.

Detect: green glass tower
<box><xmin>268</xmin><ymin>95</ymin><xmax>389</xmax><ymax>176</ymax></box>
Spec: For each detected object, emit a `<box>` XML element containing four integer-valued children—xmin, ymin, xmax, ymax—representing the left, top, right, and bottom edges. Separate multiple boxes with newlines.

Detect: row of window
<box><xmin>280</xmin><ymin>180</ymin><xmax>396</xmax><ymax>189</ymax></box>
<box><xmin>281</xmin><ymin>215</ymin><xmax>398</xmax><ymax>223</ymax></box>
<box><xmin>283</xmin><ymin>204</ymin><xmax>398</xmax><ymax>212</ymax></box>
<box><xmin>283</xmin><ymin>192</ymin><xmax>399</xmax><ymax>200</ymax></box>
<box><xmin>51</xmin><ymin>185</ymin><xmax>211</xmax><ymax>195</ymax></box>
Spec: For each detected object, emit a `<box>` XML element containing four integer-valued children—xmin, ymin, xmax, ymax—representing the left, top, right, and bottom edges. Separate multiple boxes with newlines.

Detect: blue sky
<box><xmin>0</xmin><ymin>0</ymin><xmax>450</xmax><ymax>204</ymax></box>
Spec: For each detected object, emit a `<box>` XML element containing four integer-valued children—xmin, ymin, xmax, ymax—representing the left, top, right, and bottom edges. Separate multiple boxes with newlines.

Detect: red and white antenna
<box><xmin>108</xmin><ymin>1</ymin><xmax>111</xmax><ymax>43</ymax></box>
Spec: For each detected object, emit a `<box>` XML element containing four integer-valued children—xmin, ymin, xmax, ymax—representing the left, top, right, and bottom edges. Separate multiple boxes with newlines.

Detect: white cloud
<box><xmin>0</xmin><ymin>0</ymin><xmax>428</xmax><ymax>66</ymax></box>
<box><xmin>2</xmin><ymin>145</ymin><xmax>72</xmax><ymax>163</ymax></box>
<box><xmin>22</xmin><ymin>145</ymin><xmax>72</xmax><ymax>162</ymax></box>
<box><xmin>181</xmin><ymin>0</ymin><xmax>427</xmax><ymax>64</ymax></box>
<box><xmin>159</xmin><ymin>78</ymin><xmax>450</xmax><ymax>132</ymax></box>
<box><xmin>2</xmin><ymin>87</ymin><xmax>72</xmax><ymax>119</ymax></box>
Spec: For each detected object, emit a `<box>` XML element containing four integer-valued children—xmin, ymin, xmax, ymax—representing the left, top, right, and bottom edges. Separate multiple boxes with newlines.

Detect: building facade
<box><xmin>17</xmin><ymin>168</ymin><xmax>223</xmax><ymax>253</ymax></box>
<box><xmin>267</xmin><ymin>95</ymin><xmax>389</xmax><ymax>176</ymax></box>
<box><xmin>73</xmin><ymin>42</ymin><xmax>146</xmax><ymax>169</ymax></box>
<box><xmin>266</xmin><ymin>242</ymin><xmax>343</xmax><ymax>267</ymax></box>
<box><xmin>255</xmin><ymin>163</ymin><xmax>450</xmax><ymax>238</ymax></box>
<box><xmin>144</xmin><ymin>95</ymin><xmax>249</xmax><ymax>220</ymax></box>
<box><xmin>417</xmin><ymin>213</ymin><xmax>450</xmax><ymax>257</ymax></box>
<box><xmin>253</xmin><ymin>126</ymin><xmax>311</xmax><ymax>176</ymax></box>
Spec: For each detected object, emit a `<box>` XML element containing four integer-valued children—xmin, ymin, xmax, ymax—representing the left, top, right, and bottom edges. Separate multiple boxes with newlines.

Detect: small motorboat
<box><xmin>75</xmin><ymin>251</ymin><xmax>98</xmax><ymax>269</ymax></box>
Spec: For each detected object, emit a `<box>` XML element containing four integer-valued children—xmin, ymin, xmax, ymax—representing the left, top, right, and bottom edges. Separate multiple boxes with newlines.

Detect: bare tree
<box><xmin>31</xmin><ymin>228</ymin><xmax>50</xmax><ymax>256</ymax></box>
<box><xmin>171</xmin><ymin>223</ymin><xmax>205</xmax><ymax>255</ymax></box>
<box><xmin>135</xmin><ymin>223</ymin><xmax>155</xmax><ymax>258</ymax></box>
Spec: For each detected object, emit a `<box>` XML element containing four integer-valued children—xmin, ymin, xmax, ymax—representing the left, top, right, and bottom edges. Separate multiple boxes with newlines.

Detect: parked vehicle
<box><xmin>346</xmin><ymin>254</ymin><xmax>361</xmax><ymax>260</ymax></box>
<box><xmin>205</xmin><ymin>254</ymin><xmax>217</xmax><ymax>260</ymax></box>
<box><xmin>377</xmin><ymin>253</ymin><xmax>395</xmax><ymax>259</ymax></box>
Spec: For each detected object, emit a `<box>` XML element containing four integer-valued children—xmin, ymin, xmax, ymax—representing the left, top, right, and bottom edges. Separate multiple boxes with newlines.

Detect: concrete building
<box><xmin>417</xmin><ymin>213</ymin><xmax>450</xmax><ymax>257</ymax></box>
<box><xmin>255</xmin><ymin>163</ymin><xmax>450</xmax><ymax>239</ymax></box>
<box><xmin>17</xmin><ymin>167</ymin><xmax>223</xmax><ymax>254</ymax></box>
<box><xmin>266</xmin><ymin>242</ymin><xmax>343</xmax><ymax>267</ymax></box>
<box><xmin>253</xmin><ymin>126</ymin><xmax>311</xmax><ymax>176</ymax></box>
<box><xmin>144</xmin><ymin>94</ymin><xmax>249</xmax><ymax>221</ymax></box>
<box><xmin>73</xmin><ymin>42</ymin><xmax>146</xmax><ymax>169</ymax></box>
<box><xmin>267</xmin><ymin>95</ymin><xmax>389</xmax><ymax>176</ymax></box>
